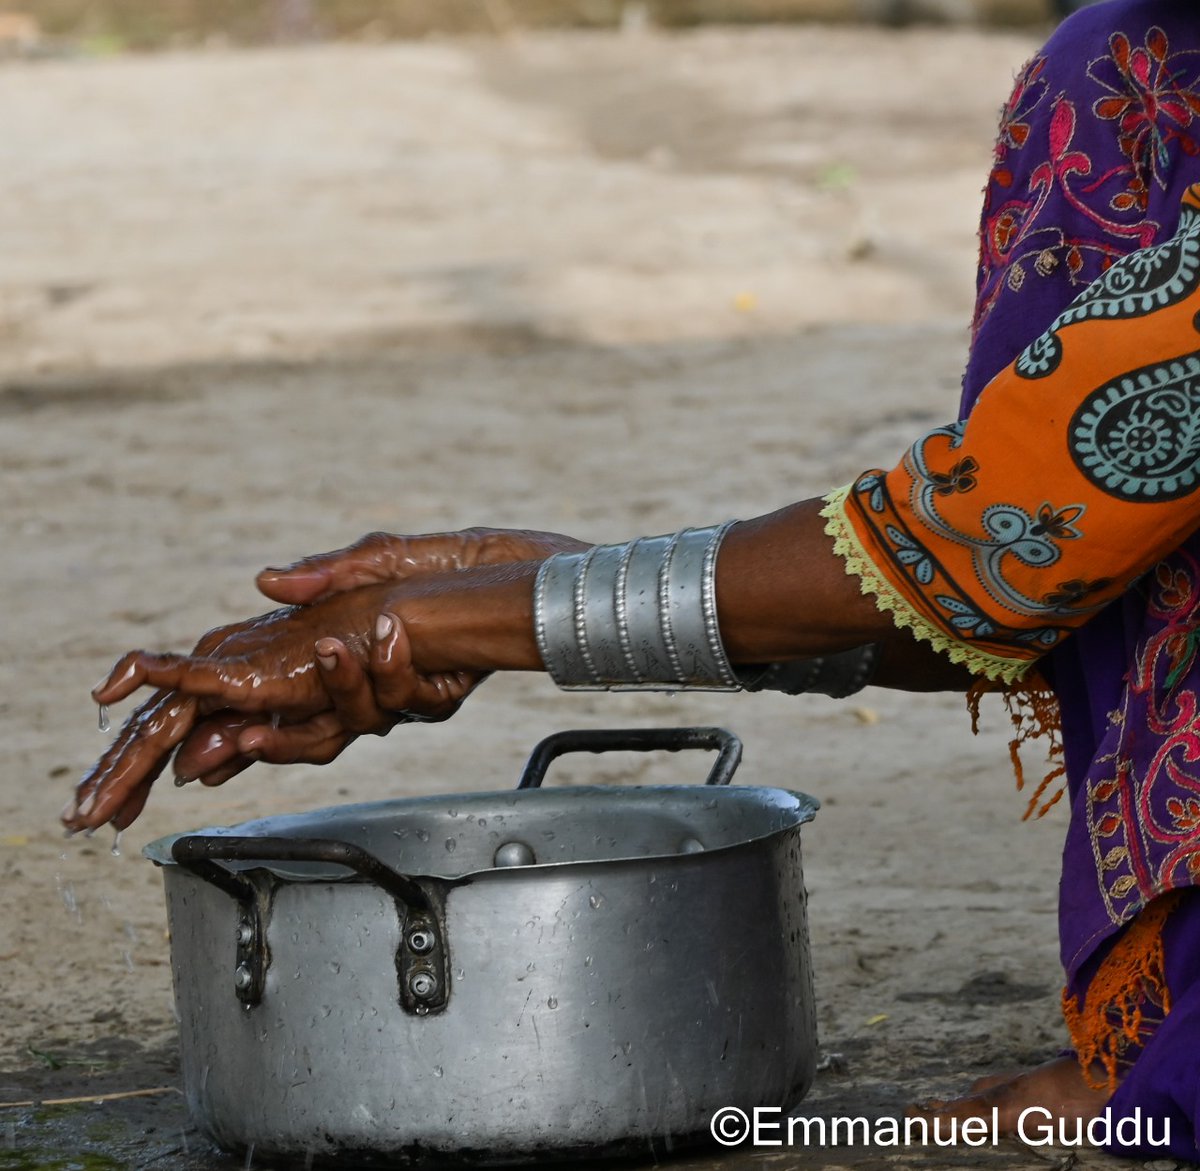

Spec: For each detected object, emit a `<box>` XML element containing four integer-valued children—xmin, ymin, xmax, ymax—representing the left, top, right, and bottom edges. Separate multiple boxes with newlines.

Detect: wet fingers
<box><xmin>371</xmin><ymin>615</ymin><xmax>480</xmax><ymax>721</ymax></box>
<box><xmin>93</xmin><ymin>649</ymin><xmax>319</xmax><ymax>713</ymax></box>
<box><xmin>64</xmin><ymin>691</ymin><xmax>197</xmax><ymax>831</ymax></box>
<box><xmin>316</xmin><ymin>636</ymin><xmax>393</xmax><ymax>735</ymax></box>
<box><xmin>173</xmin><ymin>713</ymin><xmax>262</xmax><ymax>782</ymax></box>
<box><xmin>236</xmin><ymin>711</ymin><xmax>354</xmax><ymax>767</ymax></box>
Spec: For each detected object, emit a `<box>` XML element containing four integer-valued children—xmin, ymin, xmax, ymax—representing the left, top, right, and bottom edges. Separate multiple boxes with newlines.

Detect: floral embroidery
<box><xmin>970</xmin><ymin>24</ymin><xmax>1200</xmax><ymax>345</ymax></box>
<box><xmin>929</xmin><ymin>456</ymin><xmax>979</xmax><ymax>496</ymax></box>
<box><xmin>1091</xmin><ymin>28</ymin><xmax>1200</xmax><ymax>212</ymax></box>
<box><xmin>992</xmin><ymin>55</ymin><xmax>1051</xmax><ymax>192</ymax></box>
<box><xmin>1085</xmin><ymin>550</ymin><xmax>1200</xmax><ymax>928</ymax></box>
<box><xmin>1167</xmin><ymin>796</ymin><xmax>1200</xmax><ymax>833</ymax></box>
<box><xmin>1042</xmin><ymin>578</ymin><xmax>1112</xmax><ymax>608</ymax></box>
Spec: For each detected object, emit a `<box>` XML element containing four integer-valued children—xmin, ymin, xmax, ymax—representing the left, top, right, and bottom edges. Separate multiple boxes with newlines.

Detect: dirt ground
<box><xmin>2</xmin><ymin>21</ymin><xmax>1190</xmax><ymax>1171</ymax></box>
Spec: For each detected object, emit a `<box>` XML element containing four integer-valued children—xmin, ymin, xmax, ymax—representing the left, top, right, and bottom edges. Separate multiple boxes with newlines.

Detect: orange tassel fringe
<box><xmin>967</xmin><ymin>676</ymin><xmax>1066</xmax><ymax>819</ymax></box>
<box><xmin>1061</xmin><ymin>892</ymin><xmax>1181</xmax><ymax>1094</ymax></box>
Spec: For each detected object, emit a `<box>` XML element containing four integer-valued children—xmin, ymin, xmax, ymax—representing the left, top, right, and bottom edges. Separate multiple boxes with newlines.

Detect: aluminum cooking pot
<box><xmin>145</xmin><ymin>727</ymin><xmax>820</xmax><ymax>1166</ymax></box>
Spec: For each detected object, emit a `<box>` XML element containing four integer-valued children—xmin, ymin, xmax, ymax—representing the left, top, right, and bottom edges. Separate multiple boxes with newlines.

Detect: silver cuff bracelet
<box><xmin>533</xmin><ymin>523</ymin><xmax>740</xmax><ymax>691</ymax></box>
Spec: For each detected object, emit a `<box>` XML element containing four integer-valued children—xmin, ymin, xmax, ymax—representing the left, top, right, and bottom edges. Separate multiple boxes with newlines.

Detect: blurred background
<box><xmin>3</xmin><ymin>0</ymin><xmax>1091</xmax><ymax>53</ymax></box>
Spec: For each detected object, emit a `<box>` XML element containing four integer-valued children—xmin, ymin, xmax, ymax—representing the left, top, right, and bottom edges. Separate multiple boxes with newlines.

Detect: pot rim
<box><xmin>143</xmin><ymin>783</ymin><xmax>819</xmax><ymax>884</ymax></box>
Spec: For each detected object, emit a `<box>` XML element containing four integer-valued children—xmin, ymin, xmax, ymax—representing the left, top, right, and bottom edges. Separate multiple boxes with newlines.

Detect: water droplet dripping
<box><xmin>111</xmin><ymin>830</ymin><xmax>123</xmax><ymax>857</ymax></box>
<box><xmin>97</xmin><ymin>705</ymin><xmax>111</xmax><ymax>733</ymax></box>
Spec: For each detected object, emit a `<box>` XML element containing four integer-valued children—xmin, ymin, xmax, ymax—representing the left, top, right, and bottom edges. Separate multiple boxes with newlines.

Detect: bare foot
<box><xmin>911</xmin><ymin>1056</ymin><xmax>1111</xmax><ymax>1135</ymax></box>
<box><xmin>964</xmin><ymin>1069</ymin><xmax>1022</xmax><ymax>1095</ymax></box>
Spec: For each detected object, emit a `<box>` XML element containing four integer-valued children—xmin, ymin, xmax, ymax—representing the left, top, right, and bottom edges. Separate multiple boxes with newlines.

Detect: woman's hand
<box><xmin>255</xmin><ymin>527</ymin><xmax>591</xmax><ymax>605</ymax></box>
<box><xmin>172</xmin><ymin>616</ymin><xmax>481</xmax><ymax>789</ymax></box>
<box><xmin>65</xmin><ymin>584</ymin><xmax>394</xmax><ymax>833</ymax></box>
<box><xmin>64</xmin><ymin>561</ymin><xmax>533</xmax><ymax>834</ymax></box>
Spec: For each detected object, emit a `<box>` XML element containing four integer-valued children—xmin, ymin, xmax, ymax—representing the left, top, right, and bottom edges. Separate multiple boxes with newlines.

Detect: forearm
<box><xmin>398</xmin><ymin>500</ymin><xmax>897</xmax><ymax>676</ymax></box>
<box><xmin>394</xmin><ymin>561</ymin><xmax>545</xmax><ymax>673</ymax></box>
<box><xmin>715</xmin><ymin>499</ymin><xmax>896</xmax><ymax>662</ymax></box>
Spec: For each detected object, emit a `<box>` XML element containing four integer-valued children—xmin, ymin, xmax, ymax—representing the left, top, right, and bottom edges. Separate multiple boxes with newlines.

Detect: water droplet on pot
<box><xmin>546</xmin><ymin>996</ymin><xmax>558</xmax><ymax>1010</ymax></box>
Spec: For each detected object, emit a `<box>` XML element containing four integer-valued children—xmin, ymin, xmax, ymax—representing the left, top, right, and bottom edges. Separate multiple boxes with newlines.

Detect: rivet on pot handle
<box><xmin>170</xmin><ymin>835</ymin><xmax>450</xmax><ymax>1016</ymax></box>
<box><xmin>516</xmin><ymin>726</ymin><xmax>743</xmax><ymax>790</ymax></box>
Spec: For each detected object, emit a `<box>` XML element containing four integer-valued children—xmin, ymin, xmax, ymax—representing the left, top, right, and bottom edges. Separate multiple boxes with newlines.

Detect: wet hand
<box><xmin>173</xmin><ymin>615</ymin><xmax>483</xmax><ymax>785</ymax></box>
<box><xmin>256</xmin><ymin>527</ymin><xmax>590</xmax><ymax>605</ymax></box>
<box><xmin>90</xmin><ymin>584</ymin><xmax>393</xmax><ymax>716</ymax></box>
<box><xmin>65</xmin><ymin>585</ymin><xmax>392</xmax><ymax>833</ymax></box>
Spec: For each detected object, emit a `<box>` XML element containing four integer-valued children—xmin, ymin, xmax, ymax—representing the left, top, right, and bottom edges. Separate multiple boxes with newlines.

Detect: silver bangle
<box><xmin>533</xmin><ymin>550</ymin><xmax>597</xmax><ymax>686</ymax></box>
<box><xmin>532</xmin><ymin>524</ymin><xmax>880</xmax><ymax>697</ymax></box>
<box><xmin>533</xmin><ymin>523</ymin><xmax>740</xmax><ymax>691</ymax></box>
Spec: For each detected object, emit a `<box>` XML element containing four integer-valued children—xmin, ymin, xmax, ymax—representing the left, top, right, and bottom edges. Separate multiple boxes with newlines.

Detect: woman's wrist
<box><xmin>389</xmin><ymin>561</ymin><xmax>546</xmax><ymax>674</ymax></box>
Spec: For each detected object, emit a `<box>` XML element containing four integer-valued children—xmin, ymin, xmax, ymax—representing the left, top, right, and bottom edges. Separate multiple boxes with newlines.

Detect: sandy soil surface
<box><xmin>1</xmin><ymin>21</ymin><xmax>1184</xmax><ymax>1171</ymax></box>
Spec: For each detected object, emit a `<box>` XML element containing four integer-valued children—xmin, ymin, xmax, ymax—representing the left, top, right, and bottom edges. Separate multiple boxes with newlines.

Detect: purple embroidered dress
<box><xmin>962</xmin><ymin>1</ymin><xmax>1200</xmax><ymax>1153</ymax></box>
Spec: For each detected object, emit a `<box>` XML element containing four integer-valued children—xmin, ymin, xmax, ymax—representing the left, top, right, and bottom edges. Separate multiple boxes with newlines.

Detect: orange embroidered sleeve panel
<box><xmin>823</xmin><ymin>185</ymin><xmax>1200</xmax><ymax>683</ymax></box>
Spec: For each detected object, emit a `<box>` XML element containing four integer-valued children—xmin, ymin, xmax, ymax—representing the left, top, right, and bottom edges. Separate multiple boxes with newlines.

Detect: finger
<box><xmin>173</xmin><ymin>713</ymin><xmax>263</xmax><ymax>782</ymax></box>
<box><xmin>372</xmin><ymin>615</ymin><xmax>479</xmax><ymax>718</ymax></box>
<box><xmin>197</xmin><ymin>757</ymin><xmax>254</xmax><ymax>788</ymax></box>
<box><xmin>256</xmin><ymin>532</ymin><xmax>409</xmax><ymax>604</ymax></box>
<box><xmin>109</xmin><ymin>769</ymin><xmax>162</xmax><ymax>832</ymax></box>
<box><xmin>317</xmin><ymin>636</ymin><xmax>393</xmax><ymax>735</ymax></box>
<box><xmin>66</xmin><ymin>692</ymin><xmax>175</xmax><ymax>826</ymax></box>
<box><xmin>370</xmin><ymin>613</ymin><xmax>425</xmax><ymax>711</ymax></box>
<box><xmin>236</xmin><ymin>711</ymin><xmax>354</xmax><ymax>766</ymax></box>
<box><xmin>64</xmin><ymin>692</ymin><xmax>197</xmax><ymax>831</ymax></box>
<box><xmin>92</xmin><ymin>650</ymin><xmax>320</xmax><ymax>713</ymax></box>
<box><xmin>254</xmin><ymin>564</ymin><xmax>333</xmax><ymax>605</ymax></box>
<box><xmin>91</xmin><ymin>651</ymin><xmax>152</xmax><ymax>704</ymax></box>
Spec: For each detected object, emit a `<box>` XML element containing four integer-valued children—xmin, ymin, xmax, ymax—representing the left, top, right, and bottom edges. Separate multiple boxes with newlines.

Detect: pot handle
<box><xmin>169</xmin><ymin>834</ymin><xmax>449</xmax><ymax>1015</ymax></box>
<box><xmin>516</xmin><ymin>726</ymin><xmax>742</xmax><ymax>790</ymax></box>
<box><xmin>171</xmin><ymin>834</ymin><xmax>434</xmax><ymax>910</ymax></box>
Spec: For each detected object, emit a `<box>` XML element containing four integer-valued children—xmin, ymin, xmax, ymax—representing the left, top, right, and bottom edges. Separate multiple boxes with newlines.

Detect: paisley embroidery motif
<box><xmin>1070</xmin><ymin>352</ymin><xmax>1200</xmax><ymax>501</ymax></box>
<box><xmin>1015</xmin><ymin>203</ymin><xmax>1200</xmax><ymax>378</ymax></box>
<box><xmin>828</xmin><ymin>186</ymin><xmax>1200</xmax><ymax>684</ymax></box>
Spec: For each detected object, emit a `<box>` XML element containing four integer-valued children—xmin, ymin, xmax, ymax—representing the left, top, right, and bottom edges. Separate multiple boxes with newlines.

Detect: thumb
<box><xmin>255</xmin><ymin>563</ymin><xmax>334</xmax><ymax>604</ymax></box>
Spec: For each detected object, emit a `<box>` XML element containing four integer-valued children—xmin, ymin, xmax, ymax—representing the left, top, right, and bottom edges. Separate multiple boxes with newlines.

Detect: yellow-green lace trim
<box><xmin>820</xmin><ymin>484</ymin><xmax>1030</xmax><ymax>685</ymax></box>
